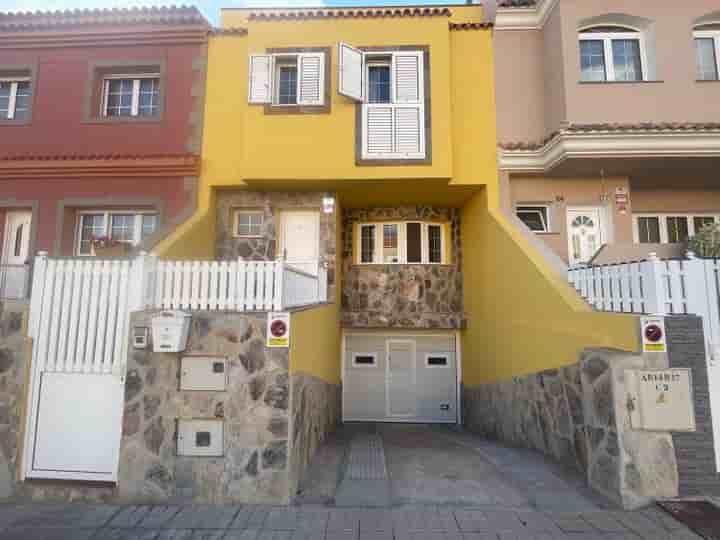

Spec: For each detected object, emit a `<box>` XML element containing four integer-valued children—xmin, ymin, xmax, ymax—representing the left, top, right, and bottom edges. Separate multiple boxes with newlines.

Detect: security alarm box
<box><xmin>177</xmin><ymin>419</ymin><xmax>224</xmax><ymax>457</ymax></box>
<box><xmin>180</xmin><ymin>356</ymin><xmax>227</xmax><ymax>391</ymax></box>
<box><xmin>151</xmin><ymin>311</ymin><xmax>191</xmax><ymax>353</ymax></box>
<box><xmin>133</xmin><ymin>327</ymin><xmax>149</xmax><ymax>349</ymax></box>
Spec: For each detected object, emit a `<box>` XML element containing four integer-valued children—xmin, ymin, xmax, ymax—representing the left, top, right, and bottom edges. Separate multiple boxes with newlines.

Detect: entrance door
<box><xmin>567</xmin><ymin>207</ymin><xmax>603</xmax><ymax>266</ymax></box>
<box><xmin>1</xmin><ymin>211</ymin><xmax>31</xmax><ymax>298</ymax></box>
<box><xmin>386</xmin><ymin>340</ymin><xmax>417</xmax><ymax>418</ymax></box>
<box><xmin>279</xmin><ymin>211</ymin><xmax>320</xmax><ymax>275</ymax></box>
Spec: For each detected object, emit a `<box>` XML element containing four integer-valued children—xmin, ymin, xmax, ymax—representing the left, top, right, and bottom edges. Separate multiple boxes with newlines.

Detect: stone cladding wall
<box><xmin>341</xmin><ymin>206</ymin><xmax>464</xmax><ymax>329</ymax></box>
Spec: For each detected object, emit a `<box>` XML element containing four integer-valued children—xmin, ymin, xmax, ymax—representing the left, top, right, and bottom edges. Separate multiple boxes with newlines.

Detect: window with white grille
<box><xmin>338</xmin><ymin>43</ymin><xmax>427</xmax><ymax>161</ymax></box>
<box><xmin>102</xmin><ymin>75</ymin><xmax>160</xmax><ymax>117</ymax></box>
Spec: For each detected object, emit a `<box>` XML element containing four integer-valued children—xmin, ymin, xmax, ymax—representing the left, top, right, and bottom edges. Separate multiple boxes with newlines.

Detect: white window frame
<box><xmin>0</xmin><ymin>77</ymin><xmax>30</xmax><ymax>120</ymax></box>
<box><xmin>365</xmin><ymin>56</ymin><xmax>393</xmax><ymax>104</ymax></box>
<box><xmin>516</xmin><ymin>204</ymin><xmax>551</xmax><ymax>233</ymax></box>
<box><xmin>356</xmin><ymin>221</ymin><xmax>446</xmax><ymax>265</ymax></box>
<box><xmin>352</xmin><ymin>352</ymin><xmax>378</xmax><ymax>368</ymax></box>
<box><xmin>75</xmin><ymin>210</ymin><xmax>158</xmax><ymax>256</ymax></box>
<box><xmin>424</xmin><ymin>353</ymin><xmax>450</xmax><ymax>369</ymax></box>
<box><xmin>578</xmin><ymin>28</ymin><xmax>648</xmax><ymax>82</ymax></box>
<box><xmin>273</xmin><ymin>56</ymin><xmax>299</xmax><ymax>106</ymax></box>
<box><xmin>101</xmin><ymin>74</ymin><xmax>160</xmax><ymax>118</ymax></box>
<box><xmin>694</xmin><ymin>29</ymin><xmax>720</xmax><ymax>81</ymax></box>
<box><xmin>233</xmin><ymin>210</ymin><xmax>265</xmax><ymax>238</ymax></box>
<box><xmin>632</xmin><ymin>213</ymin><xmax>720</xmax><ymax>244</ymax></box>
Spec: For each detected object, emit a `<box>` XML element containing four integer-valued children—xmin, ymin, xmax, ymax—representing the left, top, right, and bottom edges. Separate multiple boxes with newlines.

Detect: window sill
<box><xmin>82</xmin><ymin>116</ymin><xmax>162</xmax><ymax>124</ymax></box>
<box><xmin>578</xmin><ymin>80</ymin><xmax>664</xmax><ymax>85</ymax></box>
<box><xmin>353</xmin><ymin>263</ymin><xmax>452</xmax><ymax>267</ymax></box>
<box><xmin>263</xmin><ymin>103</ymin><xmax>330</xmax><ymax>115</ymax></box>
<box><xmin>0</xmin><ymin>118</ymin><xmax>32</xmax><ymax>126</ymax></box>
<box><xmin>696</xmin><ymin>79</ymin><xmax>720</xmax><ymax>83</ymax></box>
<box><xmin>534</xmin><ymin>231</ymin><xmax>559</xmax><ymax>236</ymax></box>
<box><xmin>232</xmin><ymin>235</ymin><xmax>264</xmax><ymax>239</ymax></box>
<box><xmin>356</xmin><ymin>156</ymin><xmax>431</xmax><ymax>167</ymax></box>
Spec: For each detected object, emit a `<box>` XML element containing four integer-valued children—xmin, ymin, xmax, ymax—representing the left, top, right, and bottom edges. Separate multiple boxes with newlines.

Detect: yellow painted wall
<box><xmin>461</xmin><ymin>189</ymin><xmax>639</xmax><ymax>385</ymax></box>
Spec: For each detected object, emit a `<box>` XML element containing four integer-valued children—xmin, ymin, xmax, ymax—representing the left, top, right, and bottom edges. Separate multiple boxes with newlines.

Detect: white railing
<box><xmin>0</xmin><ymin>264</ymin><xmax>31</xmax><ymax>300</ymax></box>
<box><xmin>568</xmin><ymin>253</ymin><xmax>720</xmax><ymax>358</ymax></box>
<box><xmin>284</xmin><ymin>264</ymin><xmax>328</xmax><ymax>309</ymax></box>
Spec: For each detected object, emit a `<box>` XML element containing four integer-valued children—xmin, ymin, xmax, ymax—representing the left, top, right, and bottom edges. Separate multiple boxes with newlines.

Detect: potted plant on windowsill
<box><xmin>91</xmin><ymin>236</ymin><xmax>130</xmax><ymax>258</ymax></box>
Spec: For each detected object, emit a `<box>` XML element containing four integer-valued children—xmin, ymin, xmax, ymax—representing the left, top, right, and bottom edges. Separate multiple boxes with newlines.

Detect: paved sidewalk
<box><xmin>0</xmin><ymin>503</ymin><xmax>703</xmax><ymax>539</ymax></box>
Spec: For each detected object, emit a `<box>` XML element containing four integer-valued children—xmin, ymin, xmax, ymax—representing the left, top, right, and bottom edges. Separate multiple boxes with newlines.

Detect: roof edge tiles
<box><xmin>449</xmin><ymin>22</ymin><xmax>493</xmax><ymax>30</ymax></box>
<box><xmin>246</xmin><ymin>7</ymin><xmax>452</xmax><ymax>21</ymax></box>
<box><xmin>498</xmin><ymin>0</ymin><xmax>538</xmax><ymax>8</ymax></box>
<box><xmin>500</xmin><ymin>122</ymin><xmax>720</xmax><ymax>151</ymax></box>
<box><xmin>0</xmin><ymin>6</ymin><xmax>209</xmax><ymax>31</ymax></box>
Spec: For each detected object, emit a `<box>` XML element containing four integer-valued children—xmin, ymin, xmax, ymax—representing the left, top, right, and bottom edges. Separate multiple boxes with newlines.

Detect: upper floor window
<box><xmin>516</xmin><ymin>205</ymin><xmax>550</xmax><ymax>233</ymax></box>
<box><xmin>339</xmin><ymin>43</ymin><xmax>429</xmax><ymax>162</ymax></box>
<box><xmin>356</xmin><ymin>221</ymin><xmax>446</xmax><ymax>265</ymax></box>
<box><xmin>102</xmin><ymin>75</ymin><xmax>160</xmax><ymax>118</ymax></box>
<box><xmin>579</xmin><ymin>26</ymin><xmax>645</xmax><ymax>82</ymax></box>
<box><xmin>248</xmin><ymin>51</ymin><xmax>326</xmax><ymax>108</ymax></box>
<box><xmin>76</xmin><ymin>211</ymin><xmax>158</xmax><ymax>256</ymax></box>
<box><xmin>0</xmin><ymin>78</ymin><xmax>31</xmax><ymax>121</ymax></box>
<box><xmin>694</xmin><ymin>25</ymin><xmax>720</xmax><ymax>81</ymax></box>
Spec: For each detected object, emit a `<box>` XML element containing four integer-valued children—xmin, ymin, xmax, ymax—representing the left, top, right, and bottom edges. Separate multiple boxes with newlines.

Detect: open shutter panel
<box><xmin>393</xmin><ymin>51</ymin><xmax>423</xmax><ymax>103</ymax></box>
<box><xmin>338</xmin><ymin>43</ymin><xmax>364</xmax><ymax>102</ymax></box>
<box><xmin>297</xmin><ymin>53</ymin><xmax>325</xmax><ymax>106</ymax></box>
<box><xmin>248</xmin><ymin>54</ymin><xmax>273</xmax><ymax>104</ymax></box>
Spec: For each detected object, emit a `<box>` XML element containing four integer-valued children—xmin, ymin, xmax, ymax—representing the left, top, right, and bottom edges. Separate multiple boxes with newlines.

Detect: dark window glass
<box><xmin>13</xmin><ymin>224</ymin><xmax>23</xmax><ymax>257</ymax></box>
<box><xmin>427</xmin><ymin>356</ymin><xmax>448</xmax><ymax>367</ymax></box>
<box><xmin>354</xmin><ymin>355</ymin><xmax>375</xmax><ymax>365</ymax></box>
<box><xmin>694</xmin><ymin>217</ymin><xmax>716</xmax><ymax>233</ymax></box>
<box><xmin>612</xmin><ymin>39</ymin><xmax>642</xmax><ymax>81</ymax></box>
<box><xmin>666</xmin><ymin>216</ymin><xmax>689</xmax><ymax>243</ymax></box>
<box><xmin>138</xmin><ymin>78</ymin><xmax>160</xmax><ymax>117</ymax></box>
<box><xmin>638</xmin><ymin>217</ymin><xmax>660</xmax><ymax>243</ymax></box>
<box><xmin>516</xmin><ymin>207</ymin><xmax>549</xmax><ymax>232</ymax></box>
<box><xmin>428</xmin><ymin>225</ymin><xmax>442</xmax><ymax>263</ymax></box>
<box><xmin>696</xmin><ymin>38</ymin><xmax>719</xmax><ymax>81</ymax></box>
<box><xmin>361</xmin><ymin>225</ymin><xmax>375</xmax><ymax>263</ymax></box>
<box><xmin>106</xmin><ymin>79</ymin><xmax>134</xmax><ymax>117</ymax></box>
<box><xmin>277</xmin><ymin>65</ymin><xmax>297</xmax><ymax>105</ymax></box>
<box><xmin>406</xmin><ymin>223</ymin><xmax>422</xmax><ymax>263</ymax></box>
<box><xmin>195</xmin><ymin>432</ymin><xmax>211</xmax><ymax>447</ymax></box>
<box><xmin>368</xmin><ymin>64</ymin><xmax>391</xmax><ymax>103</ymax></box>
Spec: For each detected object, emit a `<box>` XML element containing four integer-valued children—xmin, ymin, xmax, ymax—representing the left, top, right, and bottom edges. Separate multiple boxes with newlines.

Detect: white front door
<box><xmin>386</xmin><ymin>340</ymin><xmax>417</xmax><ymax>418</ymax></box>
<box><xmin>567</xmin><ymin>207</ymin><xmax>603</xmax><ymax>265</ymax></box>
<box><xmin>279</xmin><ymin>211</ymin><xmax>320</xmax><ymax>275</ymax></box>
<box><xmin>1</xmin><ymin>211</ymin><xmax>31</xmax><ymax>298</ymax></box>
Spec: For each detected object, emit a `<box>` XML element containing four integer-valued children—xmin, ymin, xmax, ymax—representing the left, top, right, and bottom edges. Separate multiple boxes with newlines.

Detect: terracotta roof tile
<box><xmin>499</xmin><ymin>122</ymin><xmax>720</xmax><ymax>151</ymax></box>
<box><xmin>498</xmin><ymin>0</ymin><xmax>538</xmax><ymax>7</ymax></box>
<box><xmin>0</xmin><ymin>6</ymin><xmax>208</xmax><ymax>31</ymax></box>
<box><xmin>449</xmin><ymin>22</ymin><xmax>493</xmax><ymax>31</ymax></box>
<box><xmin>0</xmin><ymin>152</ymin><xmax>198</xmax><ymax>161</ymax></box>
<box><xmin>247</xmin><ymin>7</ymin><xmax>452</xmax><ymax>21</ymax></box>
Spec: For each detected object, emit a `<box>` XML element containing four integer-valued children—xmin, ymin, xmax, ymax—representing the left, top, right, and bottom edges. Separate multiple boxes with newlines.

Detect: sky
<box><xmin>2</xmin><ymin>0</ymin><xmax>461</xmax><ymax>24</ymax></box>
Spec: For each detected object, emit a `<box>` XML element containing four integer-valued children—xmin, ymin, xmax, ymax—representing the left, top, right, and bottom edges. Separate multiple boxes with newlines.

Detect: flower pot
<box><xmin>91</xmin><ymin>244</ymin><xmax>130</xmax><ymax>257</ymax></box>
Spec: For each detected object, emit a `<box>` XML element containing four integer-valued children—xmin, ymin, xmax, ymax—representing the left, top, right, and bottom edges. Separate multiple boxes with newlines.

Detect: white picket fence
<box><xmin>568</xmin><ymin>253</ymin><xmax>720</xmax><ymax>358</ymax></box>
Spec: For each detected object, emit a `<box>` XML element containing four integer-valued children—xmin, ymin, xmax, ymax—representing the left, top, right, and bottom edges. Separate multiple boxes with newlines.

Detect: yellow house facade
<box><xmin>157</xmin><ymin>3</ymin><xmax>637</xmax><ymax>434</ymax></box>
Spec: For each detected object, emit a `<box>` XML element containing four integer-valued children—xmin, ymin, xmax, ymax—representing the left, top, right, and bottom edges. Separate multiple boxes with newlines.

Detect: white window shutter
<box><xmin>394</xmin><ymin>106</ymin><xmax>422</xmax><ymax>155</ymax></box>
<box><xmin>393</xmin><ymin>51</ymin><xmax>423</xmax><ymax>103</ymax></box>
<box><xmin>363</xmin><ymin>106</ymin><xmax>393</xmax><ymax>158</ymax></box>
<box><xmin>338</xmin><ymin>42</ymin><xmax>364</xmax><ymax>102</ymax></box>
<box><xmin>248</xmin><ymin>54</ymin><xmax>273</xmax><ymax>104</ymax></box>
<box><xmin>297</xmin><ymin>53</ymin><xmax>325</xmax><ymax>106</ymax></box>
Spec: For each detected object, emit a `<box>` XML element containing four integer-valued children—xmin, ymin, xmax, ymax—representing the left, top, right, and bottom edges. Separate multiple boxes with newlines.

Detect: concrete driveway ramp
<box><xmin>335</xmin><ymin>432</ymin><xmax>391</xmax><ymax>507</ymax></box>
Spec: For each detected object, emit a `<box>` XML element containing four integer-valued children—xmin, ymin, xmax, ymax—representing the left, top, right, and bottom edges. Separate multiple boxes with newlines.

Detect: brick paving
<box><xmin>0</xmin><ymin>503</ymin><xmax>704</xmax><ymax>540</ymax></box>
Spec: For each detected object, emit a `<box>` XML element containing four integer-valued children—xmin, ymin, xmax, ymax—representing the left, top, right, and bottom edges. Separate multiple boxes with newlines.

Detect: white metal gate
<box><xmin>23</xmin><ymin>255</ymin><xmax>143</xmax><ymax>481</ymax></box>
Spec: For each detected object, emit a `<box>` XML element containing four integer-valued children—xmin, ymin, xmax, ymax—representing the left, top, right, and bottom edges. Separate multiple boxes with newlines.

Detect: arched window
<box><xmin>579</xmin><ymin>25</ymin><xmax>646</xmax><ymax>82</ymax></box>
<box><xmin>694</xmin><ymin>24</ymin><xmax>720</xmax><ymax>81</ymax></box>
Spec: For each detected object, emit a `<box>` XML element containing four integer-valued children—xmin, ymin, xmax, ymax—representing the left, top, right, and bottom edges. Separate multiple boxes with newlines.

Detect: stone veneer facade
<box><xmin>215</xmin><ymin>190</ymin><xmax>337</xmax><ymax>301</ymax></box>
<box><xmin>463</xmin><ymin>345</ymin><xmax>682</xmax><ymax>509</ymax></box>
<box><xmin>0</xmin><ymin>304</ymin><xmax>339</xmax><ymax>503</ymax></box>
<box><xmin>341</xmin><ymin>206</ymin><xmax>464</xmax><ymax>329</ymax></box>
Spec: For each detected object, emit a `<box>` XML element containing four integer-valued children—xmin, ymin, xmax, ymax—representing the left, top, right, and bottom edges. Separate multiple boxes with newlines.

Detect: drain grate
<box><xmin>345</xmin><ymin>433</ymin><xmax>388</xmax><ymax>480</ymax></box>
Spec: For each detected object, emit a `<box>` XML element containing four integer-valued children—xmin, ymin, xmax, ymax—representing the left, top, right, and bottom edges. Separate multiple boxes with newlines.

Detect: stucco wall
<box><xmin>460</xmin><ymin>189</ymin><xmax>638</xmax><ymax>385</ymax></box>
<box><xmin>510</xmin><ymin>176</ymin><xmax>633</xmax><ymax>263</ymax></box>
<box><xmin>341</xmin><ymin>206</ymin><xmax>463</xmax><ymax>329</ymax></box>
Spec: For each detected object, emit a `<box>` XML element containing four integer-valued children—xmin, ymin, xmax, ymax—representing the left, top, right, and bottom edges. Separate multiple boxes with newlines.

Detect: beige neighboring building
<box><xmin>495</xmin><ymin>0</ymin><xmax>720</xmax><ymax>265</ymax></box>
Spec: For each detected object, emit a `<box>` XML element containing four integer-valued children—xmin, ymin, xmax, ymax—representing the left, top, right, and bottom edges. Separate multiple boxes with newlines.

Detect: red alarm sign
<box><xmin>267</xmin><ymin>312</ymin><xmax>290</xmax><ymax>348</ymax></box>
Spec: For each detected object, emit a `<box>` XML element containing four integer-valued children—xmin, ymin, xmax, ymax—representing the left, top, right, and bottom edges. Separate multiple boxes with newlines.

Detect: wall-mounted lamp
<box><xmin>322</xmin><ymin>194</ymin><xmax>335</xmax><ymax>214</ymax></box>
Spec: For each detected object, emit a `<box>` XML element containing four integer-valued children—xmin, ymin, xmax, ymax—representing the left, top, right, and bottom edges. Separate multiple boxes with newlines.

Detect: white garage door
<box><xmin>343</xmin><ymin>333</ymin><xmax>458</xmax><ymax>423</ymax></box>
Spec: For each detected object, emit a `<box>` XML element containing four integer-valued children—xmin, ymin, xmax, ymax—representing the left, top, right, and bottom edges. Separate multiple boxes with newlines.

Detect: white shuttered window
<box><xmin>341</xmin><ymin>48</ymin><xmax>425</xmax><ymax>160</ymax></box>
<box><xmin>248</xmin><ymin>52</ymin><xmax>325</xmax><ymax>106</ymax></box>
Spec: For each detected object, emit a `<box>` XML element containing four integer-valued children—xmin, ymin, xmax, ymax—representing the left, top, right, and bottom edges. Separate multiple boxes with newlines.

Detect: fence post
<box><xmin>27</xmin><ymin>251</ymin><xmax>48</xmax><ymax>339</ymax></box>
<box><xmin>273</xmin><ymin>259</ymin><xmax>285</xmax><ymax>311</ymax></box>
<box><xmin>318</xmin><ymin>260</ymin><xmax>328</xmax><ymax>303</ymax></box>
<box><xmin>641</xmin><ymin>252</ymin><xmax>666</xmax><ymax>315</ymax></box>
<box><xmin>684</xmin><ymin>251</ymin><xmax>718</xmax><ymax>361</ymax></box>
